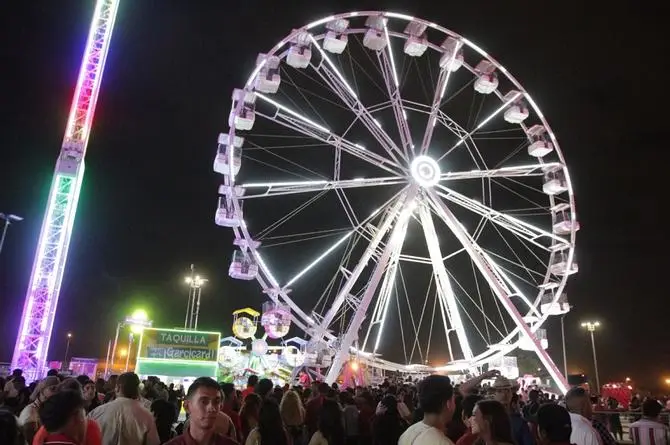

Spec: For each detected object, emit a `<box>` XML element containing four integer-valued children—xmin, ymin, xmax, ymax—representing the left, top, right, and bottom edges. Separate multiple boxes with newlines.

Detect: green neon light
<box><xmin>137</xmin><ymin>358</ymin><xmax>218</xmax><ymax>366</ymax></box>
<box><xmin>135</xmin><ymin>327</ymin><xmax>221</xmax><ymax>369</ymax></box>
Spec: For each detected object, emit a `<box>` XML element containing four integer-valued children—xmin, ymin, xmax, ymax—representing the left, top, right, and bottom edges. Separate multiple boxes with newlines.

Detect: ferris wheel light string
<box><xmin>255</xmin><ymin>92</ymin><xmax>330</xmax><ymax>133</ymax></box>
<box><xmin>308</xmin><ymin>34</ymin><xmax>358</xmax><ymax>99</ymax></box>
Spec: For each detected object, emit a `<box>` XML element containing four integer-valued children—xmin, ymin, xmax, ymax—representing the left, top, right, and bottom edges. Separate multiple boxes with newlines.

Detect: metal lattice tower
<box><xmin>11</xmin><ymin>0</ymin><xmax>120</xmax><ymax>380</ymax></box>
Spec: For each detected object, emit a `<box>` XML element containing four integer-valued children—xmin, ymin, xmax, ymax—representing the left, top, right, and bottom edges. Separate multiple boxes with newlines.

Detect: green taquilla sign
<box><xmin>138</xmin><ymin>328</ymin><xmax>220</xmax><ymax>362</ymax></box>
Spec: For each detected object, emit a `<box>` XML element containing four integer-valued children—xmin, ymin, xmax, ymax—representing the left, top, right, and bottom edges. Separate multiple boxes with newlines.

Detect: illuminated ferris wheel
<box><xmin>213</xmin><ymin>11</ymin><xmax>578</xmax><ymax>391</ymax></box>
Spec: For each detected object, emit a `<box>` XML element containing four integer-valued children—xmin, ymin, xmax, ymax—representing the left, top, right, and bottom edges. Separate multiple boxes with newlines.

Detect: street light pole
<box><xmin>184</xmin><ymin>265</ymin><xmax>207</xmax><ymax>330</ymax></box>
<box><xmin>125</xmin><ymin>333</ymin><xmax>133</xmax><ymax>372</ymax></box>
<box><xmin>0</xmin><ymin>213</ymin><xmax>23</xmax><ymax>257</ymax></box>
<box><xmin>581</xmin><ymin>321</ymin><xmax>601</xmax><ymax>392</ymax></box>
<box><xmin>63</xmin><ymin>332</ymin><xmax>72</xmax><ymax>370</ymax></box>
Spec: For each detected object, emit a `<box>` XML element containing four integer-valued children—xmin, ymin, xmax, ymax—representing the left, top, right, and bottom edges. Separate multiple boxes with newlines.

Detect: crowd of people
<box><xmin>0</xmin><ymin>367</ymin><xmax>668</xmax><ymax>445</ymax></box>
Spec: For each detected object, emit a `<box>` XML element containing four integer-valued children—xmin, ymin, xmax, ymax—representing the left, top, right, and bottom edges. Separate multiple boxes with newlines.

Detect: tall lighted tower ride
<box><xmin>11</xmin><ymin>0</ymin><xmax>120</xmax><ymax>379</ymax></box>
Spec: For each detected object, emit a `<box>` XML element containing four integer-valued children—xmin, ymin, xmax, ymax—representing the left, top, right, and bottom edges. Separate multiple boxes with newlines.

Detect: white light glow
<box><xmin>284</xmin><ymin>231</ymin><xmax>353</xmax><ymax>288</ymax></box>
<box><xmin>383</xmin><ymin>24</ymin><xmax>400</xmax><ymax>88</ymax></box>
<box><xmin>410</xmin><ymin>155</ymin><xmax>441</xmax><ymax>188</ymax></box>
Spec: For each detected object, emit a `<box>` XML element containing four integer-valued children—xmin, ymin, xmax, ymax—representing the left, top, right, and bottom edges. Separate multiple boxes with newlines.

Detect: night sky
<box><xmin>1</xmin><ymin>1</ymin><xmax>666</xmax><ymax>390</ymax></box>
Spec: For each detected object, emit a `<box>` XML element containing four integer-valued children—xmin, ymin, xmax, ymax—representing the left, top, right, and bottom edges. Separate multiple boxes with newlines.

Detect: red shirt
<box><xmin>34</xmin><ymin>420</ymin><xmax>102</xmax><ymax>445</ymax></box>
<box><xmin>221</xmin><ymin>405</ymin><xmax>242</xmax><ymax>441</ymax></box>
<box><xmin>42</xmin><ymin>433</ymin><xmax>77</xmax><ymax>445</ymax></box>
<box><xmin>240</xmin><ymin>386</ymin><xmax>255</xmax><ymax>401</ymax></box>
<box><xmin>456</xmin><ymin>430</ymin><xmax>479</xmax><ymax>445</ymax></box>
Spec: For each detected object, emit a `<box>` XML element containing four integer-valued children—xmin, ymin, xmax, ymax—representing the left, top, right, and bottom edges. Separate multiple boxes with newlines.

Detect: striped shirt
<box><xmin>630</xmin><ymin>418</ymin><xmax>669</xmax><ymax>445</ymax></box>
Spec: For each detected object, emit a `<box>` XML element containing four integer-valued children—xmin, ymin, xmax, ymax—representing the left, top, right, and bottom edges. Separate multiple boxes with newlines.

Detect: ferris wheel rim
<box><xmin>221</xmin><ymin>10</ymin><xmax>578</xmax><ymax>372</ymax></box>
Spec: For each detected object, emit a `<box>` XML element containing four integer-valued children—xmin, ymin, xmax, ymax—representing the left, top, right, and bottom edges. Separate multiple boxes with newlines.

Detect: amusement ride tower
<box><xmin>11</xmin><ymin>0</ymin><xmax>120</xmax><ymax>379</ymax></box>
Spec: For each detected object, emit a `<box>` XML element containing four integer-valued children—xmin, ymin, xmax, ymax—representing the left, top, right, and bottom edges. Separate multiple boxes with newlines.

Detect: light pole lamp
<box><xmin>184</xmin><ymin>265</ymin><xmax>207</xmax><ymax>330</ymax></box>
<box><xmin>0</xmin><ymin>213</ymin><xmax>23</xmax><ymax>257</ymax></box>
<box><xmin>107</xmin><ymin>309</ymin><xmax>152</xmax><ymax>377</ymax></box>
<box><xmin>581</xmin><ymin>320</ymin><xmax>601</xmax><ymax>392</ymax></box>
<box><xmin>63</xmin><ymin>332</ymin><xmax>72</xmax><ymax>371</ymax></box>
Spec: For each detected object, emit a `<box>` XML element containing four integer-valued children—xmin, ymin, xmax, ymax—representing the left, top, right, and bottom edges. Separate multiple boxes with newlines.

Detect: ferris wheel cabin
<box><xmin>439</xmin><ymin>37</ymin><xmax>464</xmax><ymax>71</ymax></box>
<box><xmin>552</xmin><ymin>205</ymin><xmax>580</xmax><ymax>235</ymax></box>
<box><xmin>229</xmin><ymin>89</ymin><xmax>256</xmax><ymax>131</ymax></box>
<box><xmin>503</xmin><ymin>90</ymin><xmax>530</xmax><ymax>124</ymax></box>
<box><xmin>229</xmin><ymin>249</ymin><xmax>258</xmax><ymax>280</ymax></box>
<box><xmin>541</xmin><ymin>293</ymin><xmax>570</xmax><ymax>315</ymax></box>
<box><xmin>213</xmin><ymin>132</ymin><xmax>243</xmax><ymax>176</ymax></box>
<box><xmin>473</xmin><ymin>60</ymin><xmax>499</xmax><ymax>94</ymax></box>
<box><xmin>254</xmin><ymin>54</ymin><xmax>281</xmax><ymax>93</ymax></box>
<box><xmin>286</xmin><ymin>31</ymin><xmax>312</xmax><ymax>69</ymax></box>
<box><xmin>323</xmin><ymin>19</ymin><xmax>349</xmax><ymax>54</ymax></box>
<box><xmin>549</xmin><ymin>251</ymin><xmax>578</xmax><ymax>276</ymax></box>
<box><xmin>519</xmin><ymin>328</ymin><xmax>549</xmax><ymax>351</ymax></box>
<box><xmin>543</xmin><ymin>168</ymin><xmax>569</xmax><ymax>195</ymax></box>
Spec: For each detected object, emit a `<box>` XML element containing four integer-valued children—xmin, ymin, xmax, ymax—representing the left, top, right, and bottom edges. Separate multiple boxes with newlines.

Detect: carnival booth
<box><xmin>601</xmin><ymin>382</ymin><xmax>633</xmax><ymax>409</ymax></box>
<box><xmin>135</xmin><ymin>327</ymin><xmax>220</xmax><ymax>390</ymax></box>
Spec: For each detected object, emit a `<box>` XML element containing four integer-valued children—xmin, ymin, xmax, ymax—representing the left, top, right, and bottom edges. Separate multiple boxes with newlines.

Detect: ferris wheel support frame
<box><xmin>325</xmin><ymin>189</ymin><xmax>416</xmax><ymax>383</ymax></box>
<box><xmin>426</xmin><ymin>191</ymin><xmax>569</xmax><ymax>393</ymax></box>
<box><xmin>11</xmin><ymin>0</ymin><xmax>119</xmax><ymax>380</ymax></box>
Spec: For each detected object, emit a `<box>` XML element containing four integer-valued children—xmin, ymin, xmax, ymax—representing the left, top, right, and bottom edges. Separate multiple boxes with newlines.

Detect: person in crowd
<box><xmin>375</xmin><ymin>386</ymin><xmax>412</xmax><ymax>423</ymax></box>
<box><xmin>492</xmin><ymin>377</ymin><xmax>534</xmax><ymax>445</ymax></box>
<box><xmin>356</xmin><ymin>391</ymin><xmax>374</xmax><ymax>444</ymax></box>
<box><xmin>89</xmin><ymin>372</ymin><xmax>160</xmax><ymax>445</ymax></box>
<box><xmin>33</xmin><ymin>378</ymin><xmax>103</xmax><ymax>445</ymax></box>
<box><xmin>339</xmin><ymin>391</ymin><xmax>358</xmax><ymax>445</ymax></box>
<box><xmin>456</xmin><ymin>394</ymin><xmax>483</xmax><ymax>445</ymax></box>
<box><xmin>240</xmin><ymin>393</ymin><xmax>262</xmax><ymax>442</ymax></box>
<box><xmin>629</xmin><ymin>398</ymin><xmax>669</xmax><ymax>445</ymax></box>
<box><xmin>536</xmin><ymin>403</ymin><xmax>573</xmax><ymax>445</ymax></box>
<box><xmin>242</xmin><ymin>376</ymin><xmax>259</xmax><ymax>402</ymax></box>
<box><xmin>372</xmin><ymin>394</ymin><xmax>408</xmax><ymax>445</ymax></box>
<box><xmin>472</xmin><ymin>400</ymin><xmax>515</xmax><ymax>445</ymax></box>
<box><xmin>245</xmin><ymin>399</ymin><xmax>289</xmax><ymax>445</ymax></box>
<box><xmin>81</xmin><ymin>379</ymin><xmax>101</xmax><ymax>413</ymax></box>
<box><xmin>280</xmin><ymin>389</ymin><xmax>306</xmax><ymax>445</ymax></box>
<box><xmin>255</xmin><ymin>379</ymin><xmax>275</xmax><ymax>401</ymax></box>
<box><xmin>398</xmin><ymin>374</ymin><xmax>455</xmax><ymax>445</ymax></box>
<box><xmin>564</xmin><ymin>388</ymin><xmax>602</xmax><ymax>445</ymax></box>
<box><xmin>18</xmin><ymin>375</ymin><xmax>60</xmax><ymax>444</ymax></box>
<box><xmin>308</xmin><ymin>398</ymin><xmax>344</xmax><ymax>445</ymax></box>
<box><xmin>152</xmin><ymin>399</ymin><xmax>178</xmax><ymax>444</ymax></box>
<box><xmin>605</xmin><ymin>398</ymin><xmax>623</xmax><ymax>441</ymax></box>
<box><xmin>446</xmin><ymin>394</ymin><xmax>467</xmax><ymax>442</ymax></box>
<box><xmin>37</xmin><ymin>390</ymin><xmax>87</xmax><ymax>445</ymax></box>
<box><xmin>222</xmin><ymin>383</ymin><xmax>243</xmax><ymax>442</ymax></box>
<box><xmin>523</xmin><ymin>390</ymin><xmax>541</xmax><ymax>421</ymax></box>
<box><xmin>165</xmin><ymin>377</ymin><xmax>238</xmax><ymax>445</ymax></box>
<box><xmin>305</xmin><ymin>383</ymin><xmax>330</xmax><ymax>438</ymax></box>
<box><xmin>0</xmin><ymin>409</ymin><xmax>24</xmax><ymax>445</ymax></box>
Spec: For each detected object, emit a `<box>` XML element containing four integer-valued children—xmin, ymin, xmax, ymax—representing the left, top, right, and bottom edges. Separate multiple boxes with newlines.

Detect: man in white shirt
<box><xmin>565</xmin><ymin>388</ymin><xmax>602</xmax><ymax>445</ymax></box>
<box><xmin>399</xmin><ymin>375</ymin><xmax>455</xmax><ymax>445</ymax></box>
<box><xmin>89</xmin><ymin>372</ymin><xmax>160</xmax><ymax>445</ymax></box>
<box><xmin>630</xmin><ymin>399</ymin><xmax>669</xmax><ymax>445</ymax></box>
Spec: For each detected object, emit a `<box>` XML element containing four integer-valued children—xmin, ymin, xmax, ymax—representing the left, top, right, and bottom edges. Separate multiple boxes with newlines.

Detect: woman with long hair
<box><xmin>245</xmin><ymin>399</ymin><xmax>290</xmax><ymax>445</ymax></box>
<box><xmin>472</xmin><ymin>400</ymin><xmax>515</xmax><ymax>445</ymax></box>
<box><xmin>240</xmin><ymin>393</ymin><xmax>263</xmax><ymax>443</ymax></box>
<box><xmin>372</xmin><ymin>394</ymin><xmax>408</xmax><ymax>445</ymax></box>
<box><xmin>308</xmin><ymin>399</ymin><xmax>345</xmax><ymax>445</ymax></box>
<box><xmin>280</xmin><ymin>390</ymin><xmax>305</xmax><ymax>445</ymax></box>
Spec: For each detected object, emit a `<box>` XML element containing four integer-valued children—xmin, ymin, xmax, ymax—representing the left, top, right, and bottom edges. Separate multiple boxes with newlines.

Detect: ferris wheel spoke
<box><xmin>434</xmin><ymin>184</ymin><xmax>568</xmax><ymax>251</ymax></box>
<box><xmin>439</xmin><ymin>162</ymin><xmax>562</xmax><ymax>181</ymax></box>
<box><xmin>436</xmin><ymin>91</ymin><xmax>523</xmax><ymax>163</ymax></box>
<box><xmin>425</xmin><ymin>190</ymin><xmax>568</xmax><ymax>392</ymax></box>
<box><xmin>308</xmin><ymin>35</ymin><xmax>408</xmax><ymax>165</ymax></box>
<box><xmin>238</xmin><ymin>176</ymin><xmax>406</xmax><ymax>200</ymax></box>
<box><xmin>282</xmin><ymin>186</ymin><xmax>408</xmax><ymax>289</ymax></box>
<box><xmin>377</xmin><ymin>23</ymin><xmax>413</xmax><ymax>157</ymax></box>
<box><xmin>254</xmin><ymin>94</ymin><xmax>404</xmax><ymax>176</ymax></box>
<box><xmin>310</xmin><ymin>191</ymin><xmax>411</xmax><ymax>344</ymax></box>
<box><xmin>418</xmin><ymin>201</ymin><xmax>473</xmax><ymax>360</ymax></box>
<box><xmin>325</xmin><ymin>192</ymin><xmax>413</xmax><ymax>382</ymax></box>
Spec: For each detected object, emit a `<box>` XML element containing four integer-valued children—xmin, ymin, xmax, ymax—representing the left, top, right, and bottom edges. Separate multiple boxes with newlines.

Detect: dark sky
<box><xmin>0</xmin><ymin>1</ymin><xmax>666</xmax><ymax>390</ymax></box>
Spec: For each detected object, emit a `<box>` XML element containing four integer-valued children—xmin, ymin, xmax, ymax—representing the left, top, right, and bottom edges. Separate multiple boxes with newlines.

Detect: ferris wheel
<box><xmin>213</xmin><ymin>11</ymin><xmax>578</xmax><ymax>391</ymax></box>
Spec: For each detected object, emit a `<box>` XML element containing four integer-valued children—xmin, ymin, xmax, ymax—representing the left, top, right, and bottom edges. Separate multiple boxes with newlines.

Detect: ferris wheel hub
<box><xmin>410</xmin><ymin>155</ymin><xmax>441</xmax><ymax>188</ymax></box>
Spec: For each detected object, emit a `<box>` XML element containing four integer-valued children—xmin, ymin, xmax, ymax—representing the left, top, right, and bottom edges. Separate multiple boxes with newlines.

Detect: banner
<box><xmin>138</xmin><ymin>328</ymin><xmax>220</xmax><ymax>362</ymax></box>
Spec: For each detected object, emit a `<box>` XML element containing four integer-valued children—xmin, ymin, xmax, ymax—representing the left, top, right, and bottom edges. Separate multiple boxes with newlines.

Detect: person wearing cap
<box><xmin>536</xmin><ymin>403</ymin><xmax>573</xmax><ymax>445</ymax></box>
<box><xmin>492</xmin><ymin>376</ymin><xmax>535</xmax><ymax>445</ymax></box>
<box><xmin>564</xmin><ymin>388</ymin><xmax>602</xmax><ymax>445</ymax></box>
<box><xmin>18</xmin><ymin>376</ymin><xmax>60</xmax><ymax>444</ymax></box>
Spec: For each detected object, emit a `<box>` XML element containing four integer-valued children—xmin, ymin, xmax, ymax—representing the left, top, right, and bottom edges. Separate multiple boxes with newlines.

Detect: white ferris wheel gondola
<box><xmin>213</xmin><ymin>11</ymin><xmax>579</xmax><ymax>393</ymax></box>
